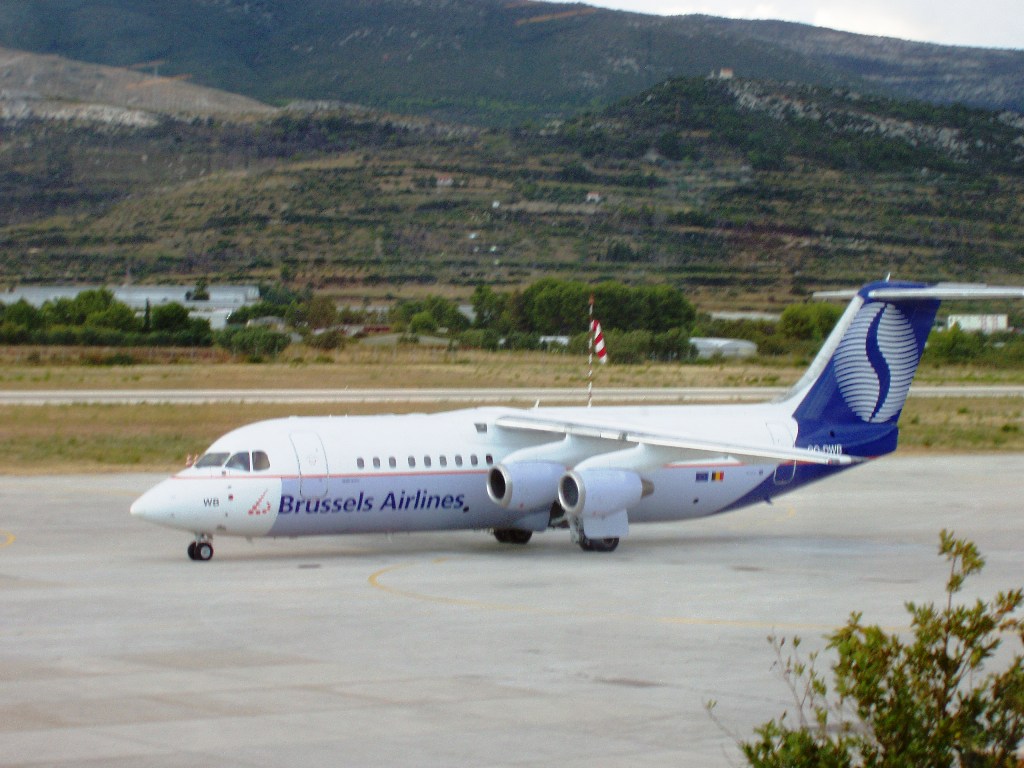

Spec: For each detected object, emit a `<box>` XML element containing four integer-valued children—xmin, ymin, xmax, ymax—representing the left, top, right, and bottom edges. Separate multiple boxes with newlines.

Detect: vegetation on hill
<box><xmin>3</xmin><ymin>72</ymin><xmax>1023</xmax><ymax>306</ymax></box>
<box><xmin>561</xmin><ymin>78</ymin><xmax>1024</xmax><ymax>174</ymax></box>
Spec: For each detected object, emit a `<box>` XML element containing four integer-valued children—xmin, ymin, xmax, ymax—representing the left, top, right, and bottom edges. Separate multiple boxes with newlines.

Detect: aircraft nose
<box><xmin>130</xmin><ymin>480</ymin><xmax>178</xmax><ymax>524</ymax></box>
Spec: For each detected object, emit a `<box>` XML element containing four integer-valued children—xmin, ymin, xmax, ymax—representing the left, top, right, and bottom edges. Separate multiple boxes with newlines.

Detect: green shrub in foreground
<box><xmin>738</xmin><ymin>531</ymin><xmax>1023</xmax><ymax>767</ymax></box>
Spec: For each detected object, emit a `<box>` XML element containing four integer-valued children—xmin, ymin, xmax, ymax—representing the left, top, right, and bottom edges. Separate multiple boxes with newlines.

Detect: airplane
<box><xmin>130</xmin><ymin>280</ymin><xmax>1024</xmax><ymax>560</ymax></box>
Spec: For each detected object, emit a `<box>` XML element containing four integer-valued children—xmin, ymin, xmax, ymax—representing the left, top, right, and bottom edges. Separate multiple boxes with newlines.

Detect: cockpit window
<box><xmin>194</xmin><ymin>451</ymin><xmax>269</xmax><ymax>471</ymax></box>
<box><xmin>195</xmin><ymin>452</ymin><xmax>230</xmax><ymax>468</ymax></box>
<box><xmin>225</xmin><ymin>452</ymin><xmax>251</xmax><ymax>472</ymax></box>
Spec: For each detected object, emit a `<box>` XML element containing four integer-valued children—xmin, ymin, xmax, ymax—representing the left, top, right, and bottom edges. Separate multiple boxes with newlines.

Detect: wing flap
<box><xmin>494</xmin><ymin>414</ymin><xmax>859</xmax><ymax>466</ymax></box>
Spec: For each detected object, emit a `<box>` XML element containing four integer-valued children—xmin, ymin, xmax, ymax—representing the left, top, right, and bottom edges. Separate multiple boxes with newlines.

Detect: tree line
<box><xmin>0</xmin><ymin>289</ymin><xmax>212</xmax><ymax>347</ymax></box>
<box><xmin>390</xmin><ymin>279</ymin><xmax>852</xmax><ymax>363</ymax></box>
<box><xmin>5</xmin><ymin>282</ymin><xmax>1023</xmax><ymax>367</ymax></box>
<box><xmin>386</xmin><ymin>279</ymin><xmax>702</xmax><ymax>362</ymax></box>
<box><xmin>0</xmin><ymin>287</ymin><xmax>289</xmax><ymax>359</ymax></box>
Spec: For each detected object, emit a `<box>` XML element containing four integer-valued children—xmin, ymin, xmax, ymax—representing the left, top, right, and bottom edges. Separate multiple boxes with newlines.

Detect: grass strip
<box><xmin>0</xmin><ymin>397</ymin><xmax>1021</xmax><ymax>475</ymax></box>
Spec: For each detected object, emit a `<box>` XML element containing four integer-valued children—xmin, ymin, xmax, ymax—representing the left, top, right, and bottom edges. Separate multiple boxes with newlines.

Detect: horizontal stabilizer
<box><xmin>815</xmin><ymin>283</ymin><xmax>1024</xmax><ymax>302</ymax></box>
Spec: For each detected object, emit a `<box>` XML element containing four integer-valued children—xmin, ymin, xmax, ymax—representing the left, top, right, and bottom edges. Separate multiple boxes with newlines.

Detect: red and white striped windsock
<box><xmin>591</xmin><ymin>319</ymin><xmax>608</xmax><ymax>364</ymax></box>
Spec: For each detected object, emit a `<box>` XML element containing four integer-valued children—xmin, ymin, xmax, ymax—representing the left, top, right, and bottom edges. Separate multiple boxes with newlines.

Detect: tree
<box><xmin>295</xmin><ymin>295</ymin><xmax>338</xmax><ymax>330</ymax></box>
<box><xmin>215</xmin><ymin>326</ymin><xmax>290</xmax><ymax>359</ymax></box>
<box><xmin>391</xmin><ymin>296</ymin><xmax>467</xmax><ymax>335</ymax></box>
<box><xmin>408</xmin><ymin>311</ymin><xmax>438</xmax><ymax>335</ymax></box>
<box><xmin>2</xmin><ymin>299</ymin><xmax>44</xmax><ymax>330</ymax></box>
<box><xmin>187</xmin><ymin>277</ymin><xmax>210</xmax><ymax>301</ymax></box>
<box><xmin>84</xmin><ymin>301</ymin><xmax>140</xmax><ymax>332</ymax></box>
<box><xmin>150</xmin><ymin>303</ymin><xmax>192</xmax><ymax>333</ymax></box>
<box><xmin>471</xmin><ymin>285</ymin><xmax>507</xmax><ymax>330</ymax></box>
<box><xmin>926</xmin><ymin>326</ymin><xmax>985</xmax><ymax>365</ymax></box>
<box><xmin>779</xmin><ymin>303</ymin><xmax>843</xmax><ymax>342</ymax></box>
<box><xmin>740</xmin><ymin>531</ymin><xmax>1024</xmax><ymax>768</ymax></box>
<box><xmin>42</xmin><ymin>289</ymin><xmax>117</xmax><ymax>327</ymax></box>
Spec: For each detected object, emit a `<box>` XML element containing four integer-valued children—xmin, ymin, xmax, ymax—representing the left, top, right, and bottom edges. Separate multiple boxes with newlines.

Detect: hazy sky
<box><xmin>573</xmin><ymin>0</ymin><xmax>1023</xmax><ymax>50</ymax></box>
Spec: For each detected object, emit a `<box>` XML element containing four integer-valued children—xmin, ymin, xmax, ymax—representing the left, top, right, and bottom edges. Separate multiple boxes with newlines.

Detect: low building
<box><xmin>690</xmin><ymin>337</ymin><xmax>758</xmax><ymax>360</ymax></box>
<box><xmin>2</xmin><ymin>284</ymin><xmax>258</xmax><ymax>311</ymax></box>
<box><xmin>1</xmin><ymin>284</ymin><xmax>258</xmax><ymax>331</ymax></box>
<box><xmin>946</xmin><ymin>314</ymin><xmax>1009</xmax><ymax>334</ymax></box>
<box><xmin>539</xmin><ymin>335</ymin><xmax>571</xmax><ymax>347</ymax></box>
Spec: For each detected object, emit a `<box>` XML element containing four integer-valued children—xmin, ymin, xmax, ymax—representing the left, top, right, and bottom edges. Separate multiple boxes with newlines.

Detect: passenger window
<box><xmin>439</xmin><ymin>456</ymin><xmax>447</xmax><ymax>467</ymax></box>
<box><xmin>389</xmin><ymin>457</ymin><xmax>397</xmax><ymax>468</ymax></box>
<box><xmin>373</xmin><ymin>457</ymin><xmax>381</xmax><ymax>469</ymax></box>
<box><xmin>424</xmin><ymin>456</ymin><xmax>432</xmax><ymax>468</ymax></box>
<box><xmin>485</xmin><ymin>454</ymin><xmax>494</xmax><ymax>466</ymax></box>
<box><xmin>455</xmin><ymin>455</ymin><xmax>463</xmax><ymax>467</ymax></box>
<box><xmin>408</xmin><ymin>456</ymin><xmax>416</xmax><ymax>468</ymax></box>
<box><xmin>195</xmin><ymin>452</ymin><xmax>229</xmax><ymax>468</ymax></box>
<box><xmin>470</xmin><ymin>455</ymin><xmax>478</xmax><ymax>467</ymax></box>
<box><xmin>252</xmin><ymin>451</ymin><xmax>271</xmax><ymax>471</ymax></box>
<box><xmin>357</xmin><ymin>458</ymin><xmax>365</xmax><ymax>469</ymax></box>
<box><xmin>226</xmin><ymin>452</ymin><xmax>251</xmax><ymax>472</ymax></box>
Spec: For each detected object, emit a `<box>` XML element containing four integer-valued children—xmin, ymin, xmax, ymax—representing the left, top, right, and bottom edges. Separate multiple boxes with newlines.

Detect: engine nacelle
<box><xmin>487</xmin><ymin>461</ymin><xmax>565</xmax><ymax>511</ymax></box>
<box><xmin>558</xmin><ymin>468</ymin><xmax>645</xmax><ymax>519</ymax></box>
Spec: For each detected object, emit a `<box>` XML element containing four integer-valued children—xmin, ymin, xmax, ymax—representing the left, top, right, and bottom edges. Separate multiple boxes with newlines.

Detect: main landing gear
<box><xmin>567</xmin><ymin>515</ymin><xmax>619</xmax><ymax>552</ymax></box>
<box><xmin>493</xmin><ymin>529</ymin><xmax>533</xmax><ymax>545</ymax></box>
<box><xmin>577</xmin><ymin>534</ymin><xmax>619</xmax><ymax>553</ymax></box>
<box><xmin>187</xmin><ymin>536</ymin><xmax>214</xmax><ymax>561</ymax></box>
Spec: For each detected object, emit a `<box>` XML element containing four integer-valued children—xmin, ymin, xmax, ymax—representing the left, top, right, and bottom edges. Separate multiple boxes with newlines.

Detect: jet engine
<box><xmin>557</xmin><ymin>468</ymin><xmax>646</xmax><ymax>519</ymax></box>
<box><xmin>487</xmin><ymin>461</ymin><xmax>565</xmax><ymax>511</ymax></box>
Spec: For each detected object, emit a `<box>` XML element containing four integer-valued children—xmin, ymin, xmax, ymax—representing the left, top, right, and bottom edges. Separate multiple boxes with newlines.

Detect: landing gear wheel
<box><xmin>578</xmin><ymin>535</ymin><xmax>619</xmax><ymax>553</ymax></box>
<box><xmin>195</xmin><ymin>542</ymin><xmax>214</xmax><ymax>561</ymax></box>
<box><xmin>187</xmin><ymin>542</ymin><xmax>198</xmax><ymax>560</ymax></box>
<box><xmin>493</xmin><ymin>529</ymin><xmax>533</xmax><ymax>545</ymax></box>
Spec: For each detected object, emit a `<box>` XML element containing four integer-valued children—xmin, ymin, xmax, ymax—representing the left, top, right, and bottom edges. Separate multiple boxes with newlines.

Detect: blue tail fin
<box><xmin>784</xmin><ymin>281</ymin><xmax>940</xmax><ymax>457</ymax></box>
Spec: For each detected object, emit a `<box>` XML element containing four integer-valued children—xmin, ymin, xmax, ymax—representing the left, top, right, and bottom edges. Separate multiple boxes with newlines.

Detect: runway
<box><xmin>1</xmin><ymin>455</ymin><xmax>1022</xmax><ymax>766</ymax></box>
<box><xmin>1</xmin><ymin>384</ymin><xmax>1023</xmax><ymax>405</ymax></box>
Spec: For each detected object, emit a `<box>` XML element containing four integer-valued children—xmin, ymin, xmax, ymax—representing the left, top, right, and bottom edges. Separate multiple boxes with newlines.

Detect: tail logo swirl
<box><xmin>833</xmin><ymin>303</ymin><xmax>919</xmax><ymax>423</ymax></box>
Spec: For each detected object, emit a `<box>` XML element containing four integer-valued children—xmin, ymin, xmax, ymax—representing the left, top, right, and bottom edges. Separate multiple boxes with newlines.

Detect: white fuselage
<box><xmin>130</xmin><ymin>402</ymin><xmax>823</xmax><ymax>541</ymax></box>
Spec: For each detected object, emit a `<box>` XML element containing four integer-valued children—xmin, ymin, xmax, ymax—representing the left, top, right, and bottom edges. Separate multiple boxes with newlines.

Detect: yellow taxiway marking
<box><xmin>368</xmin><ymin>556</ymin><xmax>880</xmax><ymax>633</ymax></box>
<box><xmin>0</xmin><ymin>530</ymin><xmax>15</xmax><ymax>549</ymax></box>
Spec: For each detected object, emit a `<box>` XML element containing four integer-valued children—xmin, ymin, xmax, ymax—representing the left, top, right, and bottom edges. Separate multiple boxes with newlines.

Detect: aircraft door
<box><xmin>290</xmin><ymin>432</ymin><xmax>329</xmax><ymax>498</ymax></box>
<box><xmin>767</xmin><ymin>421</ymin><xmax>797</xmax><ymax>486</ymax></box>
<box><xmin>773</xmin><ymin>461</ymin><xmax>797</xmax><ymax>485</ymax></box>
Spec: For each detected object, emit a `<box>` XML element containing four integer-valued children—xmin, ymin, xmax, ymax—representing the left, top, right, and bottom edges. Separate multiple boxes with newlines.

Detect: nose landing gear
<box><xmin>187</xmin><ymin>536</ymin><xmax>214</xmax><ymax>561</ymax></box>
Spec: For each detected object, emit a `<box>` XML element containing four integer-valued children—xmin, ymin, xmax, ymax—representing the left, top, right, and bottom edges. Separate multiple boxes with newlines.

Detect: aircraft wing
<box><xmin>494</xmin><ymin>414</ymin><xmax>860</xmax><ymax>466</ymax></box>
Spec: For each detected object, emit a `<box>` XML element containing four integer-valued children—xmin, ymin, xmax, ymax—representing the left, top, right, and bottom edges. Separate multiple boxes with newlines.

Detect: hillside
<box><xmin>2</xmin><ymin>73</ymin><xmax>1023</xmax><ymax>307</ymax></box>
<box><xmin>0</xmin><ymin>1</ymin><xmax>1022</xmax><ymax>126</ymax></box>
<box><xmin>0</xmin><ymin>46</ymin><xmax>275</xmax><ymax>123</ymax></box>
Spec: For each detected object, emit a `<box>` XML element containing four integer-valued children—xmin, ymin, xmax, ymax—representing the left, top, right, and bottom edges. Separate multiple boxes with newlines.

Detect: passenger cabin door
<box><xmin>290</xmin><ymin>432</ymin><xmax>329</xmax><ymax>498</ymax></box>
<box><xmin>767</xmin><ymin>421</ymin><xmax>797</xmax><ymax>486</ymax></box>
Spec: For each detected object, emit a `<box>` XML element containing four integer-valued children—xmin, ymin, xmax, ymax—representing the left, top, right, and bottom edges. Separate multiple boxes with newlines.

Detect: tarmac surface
<box><xmin>1</xmin><ymin>454</ymin><xmax>1022</xmax><ymax>767</ymax></box>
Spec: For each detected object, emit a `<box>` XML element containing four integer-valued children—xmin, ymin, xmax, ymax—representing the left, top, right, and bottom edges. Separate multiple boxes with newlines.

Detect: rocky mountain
<box><xmin>0</xmin><ymin>1</ymin><xmax>1020</xmax><ymax>126</ymax></box>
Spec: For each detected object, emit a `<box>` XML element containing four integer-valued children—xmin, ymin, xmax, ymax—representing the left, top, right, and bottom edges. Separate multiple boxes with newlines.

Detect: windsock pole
<box><xmin>588</xmin><ymin>294</ymin><xmax>594</xmax><ymax>407</ymax></box>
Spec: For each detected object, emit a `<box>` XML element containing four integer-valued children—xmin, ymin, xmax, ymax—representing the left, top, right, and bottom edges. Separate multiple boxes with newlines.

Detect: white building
<box><xmin>946</xmin><ymin>314</ymin><xmax>1009</xmax><ymax>334</ymax></box>
<box><xmin>2</xmin><ymin>284</ymin><xmax>258</xmax><ymax>311</ymax></box>
<box><xmin>690</xmin><ymin>337</ymin><xmax>758</xmax><ymax>359</ymax></box>
<box><xmin>1</xmin><ymin>285</ymin><xmax>259</xmax><ymax>330</ymax></box>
